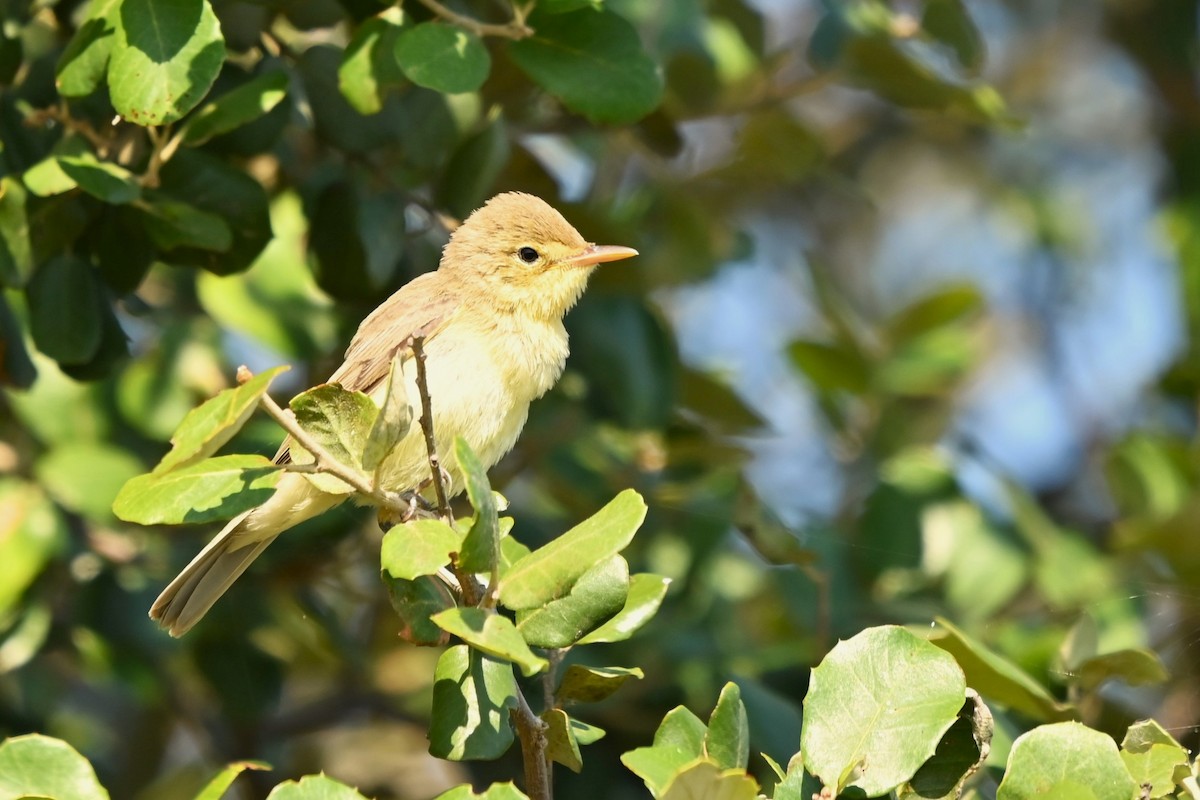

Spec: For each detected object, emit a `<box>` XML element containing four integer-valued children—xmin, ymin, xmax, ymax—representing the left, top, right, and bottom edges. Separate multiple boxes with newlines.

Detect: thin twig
<box><xmin>24</xmin><ymin>102</ymin><xmax>111</xmax><ymax>151</ymax></box>
<box><xmin>239</xmin><ymin>366</ymin><xmax>409</xmax><ymax>514</ymax></box>
<box><xmin>513</xmin><ymin>688</ymin><xmax>552</xmax><ymax>800</ymax></box>
<box><xmin>410</xmin><ymin>336</ymin><xmax>452</xmax><ymax>520</ymax></box>
<box><xmin>415</xmin><ymin>0</ymin><xmax>533</xmax><ymax>39</ymax></box>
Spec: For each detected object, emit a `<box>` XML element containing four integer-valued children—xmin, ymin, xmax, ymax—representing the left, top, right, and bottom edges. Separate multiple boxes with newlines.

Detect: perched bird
<box><xmin>151</xmin><ymin>192</ymin><xmax>637</xmax><ymax>636</ymax></box>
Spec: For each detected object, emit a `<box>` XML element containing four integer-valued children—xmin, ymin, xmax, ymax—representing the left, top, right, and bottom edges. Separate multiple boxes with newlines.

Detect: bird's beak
<box><xmin>563</xmin><ymin>244</ymin><xmax>639</xmax><ymax>268</ymax></box>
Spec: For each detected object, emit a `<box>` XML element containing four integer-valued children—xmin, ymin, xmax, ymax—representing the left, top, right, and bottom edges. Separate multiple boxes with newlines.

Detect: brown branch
<box><xmin>239</xmin><ymin>366</ymin><xmax>410</xmax><ymax>514</ymax></box>
<box><xmin>415</xmin><ymin>0</ymin><xmax>533</xmax><ymax>40</ymax></box>
<box><xmin>409</xmin><ymin>336</ymin><xmax>452</xmax><ymax>520</ymax></box>
<box><xmin>513</xmin><ymin>688</ymin><xmax>552</xmax><ymax>800</ymax></box>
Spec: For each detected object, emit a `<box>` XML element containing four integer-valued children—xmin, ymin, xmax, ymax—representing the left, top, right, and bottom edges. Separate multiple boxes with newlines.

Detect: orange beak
<box><xmin>563</xmin><ymin>244</ymin><xmax>639</xmax><ymax>268</ymax></box>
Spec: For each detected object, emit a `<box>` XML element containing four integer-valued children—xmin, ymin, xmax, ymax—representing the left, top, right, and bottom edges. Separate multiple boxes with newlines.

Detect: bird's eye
<box><xmin>517</xmin><ymin>246</ymin><xmax>540</xmax><ymax>264</ymax></box>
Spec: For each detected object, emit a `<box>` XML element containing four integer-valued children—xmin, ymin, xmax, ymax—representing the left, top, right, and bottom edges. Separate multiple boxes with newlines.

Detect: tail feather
<box><xmin>150</xmin><ymin>511</ymin><xmax>278</xmax><ymax>637</ymax></box>
<box><xmin>149</xmin><ymin>473</ymin><xmax>344</xmax><ymax>636</ymax></box>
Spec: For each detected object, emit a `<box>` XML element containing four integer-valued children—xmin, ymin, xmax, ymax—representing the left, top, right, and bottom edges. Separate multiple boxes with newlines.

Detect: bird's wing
<box><xmin>274</xmin><ymin>271</ymin><xmax>460</xmax><ymax>465</ymax></box>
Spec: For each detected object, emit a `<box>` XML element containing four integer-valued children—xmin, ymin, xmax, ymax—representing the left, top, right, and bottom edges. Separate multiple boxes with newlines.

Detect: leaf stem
<box><xmin>414</xmin><ymin>0</ymin><xmax>533</xmax><ymax>40</ymax></box>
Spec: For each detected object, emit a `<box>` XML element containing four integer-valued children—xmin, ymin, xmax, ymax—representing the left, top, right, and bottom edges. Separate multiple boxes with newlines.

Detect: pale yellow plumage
<box><xmin>150</xmin><ymin>193</ymin><xmax>637</xmax><ymax>636</ymax></box>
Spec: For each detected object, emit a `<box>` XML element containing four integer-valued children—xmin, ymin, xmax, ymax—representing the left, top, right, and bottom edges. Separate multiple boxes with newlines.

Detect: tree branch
<box><xmin>409</xmin><ymin>336</ymin><xmax>452</xmax><ymax>520</ymax></box>
<box><xmin>415</xmin><ymin>0</ymin><xmax>533</xmax><ymax>40</ymax></box>
<box><xmin>513</xmin><ymin>688</ymin><xmax>552</xmax><ymax>800</ymax></box>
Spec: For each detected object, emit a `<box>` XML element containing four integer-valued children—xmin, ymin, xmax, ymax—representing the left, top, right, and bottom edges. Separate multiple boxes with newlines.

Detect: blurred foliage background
<box><xmin>2</xmin><ymin>0</ymin><xmax>1200</xmax><ymax>797</ymax></box>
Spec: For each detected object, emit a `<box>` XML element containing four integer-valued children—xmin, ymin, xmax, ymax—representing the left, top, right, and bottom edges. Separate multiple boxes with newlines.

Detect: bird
<box><xmin>150</xmin><ymin>192</ymin><xmax>638</xmax><ymax>636</ymax></box>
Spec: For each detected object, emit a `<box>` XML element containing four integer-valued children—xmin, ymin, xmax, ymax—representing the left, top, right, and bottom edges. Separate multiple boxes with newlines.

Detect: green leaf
<box><xmin>22</xmin><ymin>137</ymin><xmax>89</xmax><ymax>198</ymax></box>
<box><xmin>154</xmin><ymin>365</ymin><xmax>290</xmax><ymax>474</ymax></box>
<box><xmin>137</xmin><ymin>194</ymin><xmax>233</xmax><ymax>252</ymax></box>
<box><xmin>394</xmin><ymin>22</ymin><xmax>490</xmax><ymax>94</ymax></box>
<box><xmin>265</xmin><ymin>774</ymin><xmax>369</xmax><ymax>799</ymax></box>
<box><xmin>621</xmin><ymin>706</ymin><xmax>708</xmax><ymax>795</ymax></box>
<box><xmin>456</xmin><ymin>436</ymin><xmax>500</xmax><ymax>575</ymax></box>
<box><xmin>436</xmin><ymin>111</ymin><xmax>511</xmax><ymax>220</ymax></box>
<box><xmin>929</xmin><ymin>617</ymin><xmax>1075</xmax><ymax>722</ymax></box>
<box><xmin>431</xmin><ymin>607</ymin><xmax>548</xmax><ymax>677</ymax></box>
<box><xmin>156</xmin><ymin>149</ymin><xmax>273</xmax><ymax>274</ymax></box>
<box><xmin>109</xmin><ymin>0</ymin><xmax>225</xmax><ymax>125</ymax></box>
<box><xmin>56</xmin><ymin>0</ymin><xmax>120</xmax><ymax>97</ymax></box>
<box><xmin>0</xmin><ymin>480</ymin><xmax>67</xmax><ymax>618</ymax></box>
<box><xmin>194</xmin><ymin>761</ymin><xmax>271</xmax><ymax>800</ymax></box>
<box><xmin>997</xmin><ymin>722</ymin><xmax>1137</xmax><ymax>800</ymax></box>
<box><xmin>576</xmin><ymin>572</ymin><xmax>670</xmax><ymax>644</ymax></box>
<box><xmin>705</xmin><ymin>682</ymin><xmax>749</xmax><ymax>771</ymax></box>
<box><xmin>515</xmin><ymin>555</ymin><xmax>629</xmax><ymax>648</ymax></box>
<box><xmin>500</xmin><ymin>489</ymin><xmax>647</xmax><ymax>610</ymax></box>
<box><xmin>35</xmin><ymin>442</ymin><xmax>144</xmax><ymax>522</ymax></box>
<box><xmin>899</xmin><ymin>693</ymin><xmax>992</xmax><ymax>800</ymax></box>
<box><xmin>921</xmin><ymin>0</ymin><xmax>985</xmax><ymax>74</ymax></box>
<box><xmin>508</xmin><ymin>8</ymin><xmax>664</xmax><ymax>124</ymax></box>
<box><xmin>0</xmin><ymin>294</ymin><xmax>36</xmax><ymax>388</ymax></box>
<box><xmin>1120</xmin><ymin>743</ymin><xmax>1187</xmax><ymax>800</ymax></box>
<box><xmin>383</xmin><ymin>573</ymin><xmax>454</xmax><ymax>646</ymax></box>
<box><xmin>27</xmin><ymin>254</ymin><xmax>103</xmax><ymax>365</ymax></box>
<box><xmin>1073</xmin><ymin>648</ymin><xmax>1168</xmax><ymax>693</ymax></box>
<box><xmin>0</xmin><ymin>177</ymin><xmax>32</xmax><ymax>288</ymax></box>
<box><xmin>339</xmin><ymin>8</ymin><xmax>407</xmax><ymax>115</ymax></box>
<box><xmin>543</xmin><ymin>708</ymin><xmax>584</xmax><ymax>772</ymax></box>
<box><xmin>195</xmin><ymin>191</ymin><xmax>338</xmax><ymax>357</ymax></box>
<box><xmin>112</xmin><ymin>454</ymin><xmax>280</xmax><ymax>525</ymax></box>
<box><xmin>289</xmin><ymin>383</ymin><xmax>379</xmax><ymax>494</ymax></box>
<box><xmin>660</xmin><ymin>759</ymin><xmax>760</xmax><ymax>800</ymax></box>
<box><xmin>802</xmin><ymin>625</ymin><xmax>966</xmax><ymax>796</ymax></box>
<box><xmin>885</xmin><ymin>284</ymin><xmax>983</xmax><ymax>344</ymax></box>
<box><xmin>1121</xmin><ymin>718</ymin><xmax>1185</xmax><ymax>753</ymax></box>
<box><xmin>788</xmin><ymin>339</ymin><xmax>870</xmax><ymax>394</ymax></box>
<box><xmin>381</xmin><ymin>518</ymin><xmax>462</xmax><ymax>581</ymax></box>
<box><xmin>0</xmin><ymin>733</ymin><xmax>111</xmax><ymax>800</ymax></box>
<box><xmin>362</xmin><ymin>354</ymin><xmax>413</xmax><ymax>473</ymax></box>
<box><xmin>433</xmin><ymin>782</ymin><xmax>529</xmax><ymax>800</ymax></box>
<box><xmin>556</xmin><ymin>664</ymin><xmax>644</xmax><ymax>704</ymax></box>
<box><xmin>429</xmin><ymin>644</ymin><xmax>518</xmax><ymax>760</ymax></box>
<box><xmin>180</xmin><ymin>71</ymin><xmax>290</xmax><ymax>145</ymax></box>
<box><xmin>57</xmin><ymin>154</ymin><xmax>140</xmax><ymax>204</ymax></box>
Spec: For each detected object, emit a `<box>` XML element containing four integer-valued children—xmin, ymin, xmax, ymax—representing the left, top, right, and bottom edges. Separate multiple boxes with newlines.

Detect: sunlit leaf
<box><xmin>660</xmin><ymin>759</ymin><xmax>759</xmax><ymax>800</ymax></box>
<box><xmin>0</xmin><ymin>480</ymin><xmax>66</xmax><ymax>618</ymax></box>
<box><xmin>621</xmin><ymin>707</ymin><xmax>708</xmax><ymax>795</ymax></box>
<box><xmin>576</xmin><ymin>573</ymin><xmax>670</xmax><ymax>644</ymax></box>
<box><xmin>997</xmin><ymin>722</ymin><xmax>1136</xmax><ymax>800</ymax></box>
<box><xmin>516</xmin><ymin>555</ymin><xmax>628</xmax><ymax>648</ymax></box>
<box><xmin>394</xmin><ymin>22</ymin><xmax>490</xmax><ymax>94</ymax></box>
<box><xmin>456</xmin><ymin>436</ymin><xmax>500</xmax><ymax>575</ymax></box>
<box><xmin>556</xmin><ymin>664</ymin><xmax>644</xmax><ymax>705</ymax></box>
<box><xmin>0</xmin><ymin>177</ymin><xmax>32</xmax><ymax>288</ymax></box>
<box><xmin>362</xmin><ymin>354</ymin><xmax>413</xmax><ymax>473</ymax></box>
<box><xmin>109</xmin><ymin>0</ymin><xmax>225</xmax><ymax>125</ymax></box>
<box><xmin>181</xmin><ymin>70</ymin><xmax>290</xmax><ymax>145</ymax></box>
<box><xmin>705</xmin><ymin>682</ymin><xmax>749</xmax><ymax>771</ymax></box>
<box><xmin>429</xmin><ymin>644</ymin><xmax>518</xmax><ymax>760</ymax></box>
<box><xmin>194</xmin><ymin>761</ymin><xmax>271</xmax><ymax>800</ymax></box>
<box><xmin>289</xmin><ymin>383</ymin><xmax>379</xmax><ymax>494</ymax></box>
<box><xmin>56</xmin><ymin>0</ymin><xmax>120</xmax><ymax>97</ymax></box>
<box><xmin>381</xmin><ymin>519</ymin><xmax>461</xmax><ymax>581</ymax></box>
<box><xmin>433</xmin><ymin>782</ymin><xmax>529</xmax><ymax>800</ymax></box>
<box><xmin>154</xmin><ymin>365</ymin><xmax>289</xmax><ymax>474</ymax></box>
<box><xmin>0</xmin><ymin>733</ymin><xmax>110</xmax><ymax>800</ymax></box>
<box><xmin>113</xmin><ymin>454</ymin><xmax>280</xmax><ymax>525</ymax></box>
<box><xmin>339</xmin><ymin>8</ymin><xmax>407</xmax><ymax>115</ymax></box>
<box><xmin>543</xmin><ymin>708</ymin><xmax>584</xmax><ymax>772</ymax></box>
<box><xmin>431</xmin><ymin>607</ymin><xmax>548</xmax><ymax>677</ymax></box>
<box><xmin>265</xmin><ymin>774</ymin><xmax>369</xmax><ymax>799</ymax></box>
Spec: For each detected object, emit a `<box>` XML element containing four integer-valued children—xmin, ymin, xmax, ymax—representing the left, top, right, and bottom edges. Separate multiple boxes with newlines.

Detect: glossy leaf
<box><xmin>556</xmin><ymin>664</ymin><xmax>644</xmax><ymax>705</ymax></box>
<box><xmin>380</xmin><ymin>518</ymin><xmax>461</xmax><ymax>581</ymax></box>
<box><xmin>112</xmin><ymin>454</ymin><xmax>280</xmax><ymax>525</ymax></box>
<box><xmin>434</xmin><ymin>782</ymin><xmax>529</xmax><ymax>800</ymax></box>
<box><xmin>576</xmin><ymin>572</ymin><xmax>670</xmax><ymax>644</ymax></box>
<box><xmin>181</xmin><ymin>70</ymin><xmax>290</xmax><ymax>145</ymax></box>
<box><xmin>394</xmin><ymin>23</ymin><xmax>490</xmax><ymax>94</ymax></box>
<box><xmin>137</xmin><ymin>194</ymin><xmax>233</xmax><ymax>253</ymax></box>
<box><xmin>194</xmin><ymin>761</ymin><xmax>271</xmax><ymax>800</ymax></box>
<box><xmin>0</xmin><ymin>177</ymin><xmax>31</xmax><ymax>287</ymax></box>
<box><xmin>339</xmin><ymin>8</ymin><xmax>407</xmax><ymax>115</ymax></box>
<box><xmin>289</xmin><ymin>383</ymin><xmax>378</xmax><ymax>494</ymax></box>
<box><xmin>0</xmin><ymin>734</ymin><xmax>110</xmax><ymax>799</ymax></box>
<box><xmin>27</xmin><ymin>254</ymin><xmax>102</xmax><ymax>365</ymax></box>
<box><xmin>515</xmin><ymin>555</ymin><xmax>629</xmax><ymax>648</ymax></box>
<box><xmin>802</xmin><ymin>625</ymin><xmax>965</xmax><ymax>796</ymax></box>
<box><xmin>429</xmin><ymin>644</ymin><xmax>518</xmax><ymax>760</ymax></box>
<box><xmin>154</xmin><ymin>365</ymin><xmax>289</xmax><ymax>474</ymax></box>
<box><xmin>430</xmin><ymin>607</ymin><xmax>548</xmax><ymax>677</ymax></box>
<box><xmin>55</xmin><ymin>0</ymin><xmax>120</xmax><ymax>97</ymax></box>
<box><xmin>660</xmin><ymin>759</ymin><xmax>759</xmax><ymax>800</ymax></box>
<box><xmin>508</xmin><ymin>9</ymin><xmax>663</xmax><ymax>124</ymax></box>
<box><xmin>929</xmin><ymin>617</ymin><xmax>1075</xmax><ymax>722</ymax></box>
<box><xmin>383</xmin><ymin>573</ymin><xmax>454</xmax><ymax>646</ymax></box>
<box><xmin>997</xmin><ymin>722</ymin><xmax>1136</xmax><ymax>800</ymax></box>
<box><xmin>265</xmin><ymin>774</ymin><xmax>369</xmax><ymax>800</ymax></box>
<box><xmin>109</xmin><ymin>0</ymin><xmax>225</xmax><ymax>125</ymax></box>
<box><xmin>705</xmin><ymin>682</ymin><xmax>749</xmax><ymax>771</ymax></box>
<box><xmin>456</xmin><ymin>436</ymin><xmax>500</xmax><ymax>575</ymax></box>
<box><xmin>362</xmin><ymin>354</ymin><xmax>413</xmax><ymax>473</ymax></box>
<box><xmin>621</xmin><ymin>706</ymin><xmax>708</xmax><ymax>796</ymax></box>
<box><xmin>500</xmin><ymin>489</ymin><xmax>647</xmax><ymax>610</ymax></box>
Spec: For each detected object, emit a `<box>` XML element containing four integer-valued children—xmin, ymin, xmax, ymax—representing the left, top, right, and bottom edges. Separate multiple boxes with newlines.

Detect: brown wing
<box><xmin>274</xmin><ymin>271</ymin><xmax>460</xmax><ymax>465</ymax></box>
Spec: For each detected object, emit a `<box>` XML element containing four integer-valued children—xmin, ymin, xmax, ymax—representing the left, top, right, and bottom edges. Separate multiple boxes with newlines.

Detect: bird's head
<box><xmin>440</xmin><ymin>192</ymin><xmax>637</xmax><ymax>320</ymax></box>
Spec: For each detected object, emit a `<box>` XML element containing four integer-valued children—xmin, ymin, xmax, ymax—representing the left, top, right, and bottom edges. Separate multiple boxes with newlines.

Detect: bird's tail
<box><xmin>149</xmin><ymin>474</ymin><xmax>343</xmax><ymax>637</ymax></box>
